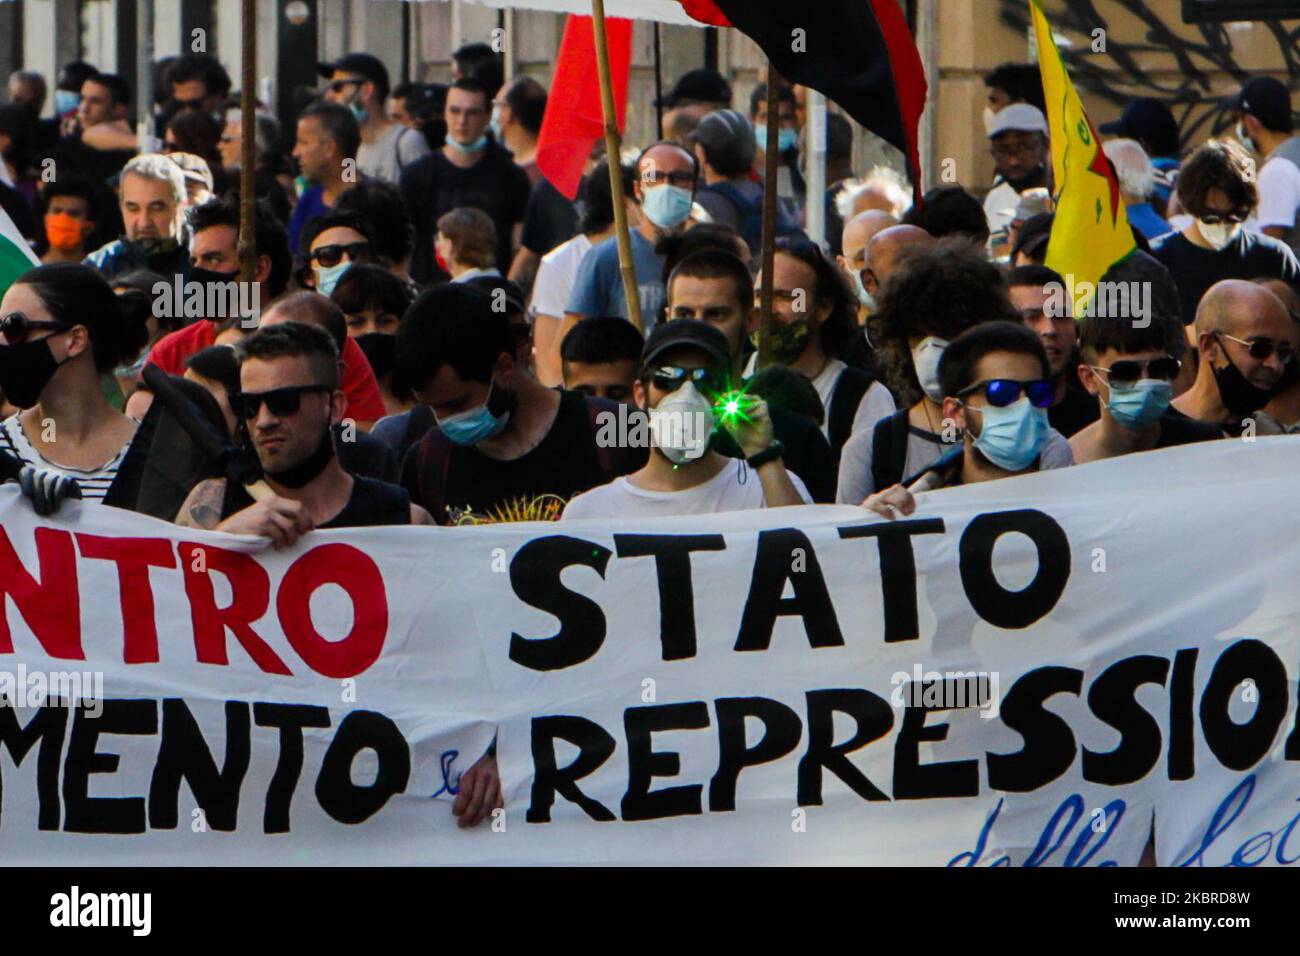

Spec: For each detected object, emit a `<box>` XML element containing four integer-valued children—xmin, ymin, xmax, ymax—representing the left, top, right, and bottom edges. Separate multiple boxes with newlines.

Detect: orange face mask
<box><xmin>44</xmin><ymin>212</ymin><xmax>86</xmax><ymax>251</ymax></box>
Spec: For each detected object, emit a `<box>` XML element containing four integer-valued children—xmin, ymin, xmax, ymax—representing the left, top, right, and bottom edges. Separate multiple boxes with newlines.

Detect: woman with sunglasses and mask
<box><xmin>300</xmin><ymin>210</ymin><xmax>374</xmax><ymax>297</ymax></box>
<box><xmin>0</xmin><ymin>263</ymin><xmax>149</xmax><ymax>504</ymax></box>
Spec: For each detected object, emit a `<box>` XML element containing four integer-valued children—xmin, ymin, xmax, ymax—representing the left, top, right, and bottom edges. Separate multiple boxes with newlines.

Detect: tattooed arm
<box><xmin>410</xmin><ymin>503</ymin><xmax>437</xmax><ymax>526</ymax></box>
<box><xmin>175</xmin><ymin>478</ymin><xmax>229</xmax><ymax>529</ymax></box>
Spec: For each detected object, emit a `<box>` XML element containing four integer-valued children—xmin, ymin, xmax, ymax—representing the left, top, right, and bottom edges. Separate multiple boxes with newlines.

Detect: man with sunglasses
<box><xmin>1172</xmin><ymin>279</ymin><xmax>1299</xmax><ymax>436</ymax></box>
<box><xmin>863</xmin><ymin>322</ymin><xmax>1072</xmax><ymax>518</ymax></box>
<box><xmin>302</xmin><ymin>210</ymin><xmax>374</xmax><ymax>296</ymax></box>
<box><xmin>563</xmin><ymin>320</ymin><xmax>809</xmax><ymax>519</ymax></box>
<box><xmin>175</xmin><ymin>321</ymin><xmax>431</xmax><ymax>541</ymax></box>
<box><xmin>1151</xmin><ymin>140</ymin><xmax>1300</xmax><ymax>327</ymax></box>
<box><xmin>1070</xmin><ymin>309</ymin><xmax>1223</xmax><ymax>464</ymax></box>
<box><xmin>319</xmin><ymin>52</ymin><xmax>429</xmax><ymax>187</ymax></box>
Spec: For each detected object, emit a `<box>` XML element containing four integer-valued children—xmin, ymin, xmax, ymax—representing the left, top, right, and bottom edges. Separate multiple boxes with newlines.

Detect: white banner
<box><xmin>408</xmin><ymin>0</ymin><xmax>701</xmax><ymax>26</ymax></box>
<box><xmin>4</xmin><ymin>439</ymin><xmax>1300</xmax><ymax>865</ymax></box>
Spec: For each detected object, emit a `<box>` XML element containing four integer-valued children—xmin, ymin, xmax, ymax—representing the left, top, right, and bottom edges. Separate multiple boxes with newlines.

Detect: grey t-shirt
<box><xmin>836</xmin><ymin>415</ymin><xmax>1074</xmax><ymax>504</ymax></box>
<box><xmin>357</xmin><ymin>123</ymin><xmax>431</xmax><ymax>185</ymax></box>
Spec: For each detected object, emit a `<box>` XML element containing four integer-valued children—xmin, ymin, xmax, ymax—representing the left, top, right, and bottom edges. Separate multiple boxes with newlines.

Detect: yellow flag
<box><xmin>1030</xmin><ymin>0</ymin><xmax>1134</xmax><ymax>316</ymax></box>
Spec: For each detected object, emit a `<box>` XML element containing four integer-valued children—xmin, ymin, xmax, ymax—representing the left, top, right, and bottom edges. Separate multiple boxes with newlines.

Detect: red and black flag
<box><xmin>679</xmin><ymin>0</ymin><xmax>928</xmax><ymax>198</ymax></box>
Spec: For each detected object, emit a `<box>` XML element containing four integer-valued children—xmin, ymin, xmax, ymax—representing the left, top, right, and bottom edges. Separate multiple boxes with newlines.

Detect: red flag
<box><xmin>536</xmin><ymin>15</ymin><xmax>633</xmax><ymax>201</ymax></box>
<box><xmin>678</xmin><ymin>0</ymin><xmax>731</xmax><ymax>26</ymax></box>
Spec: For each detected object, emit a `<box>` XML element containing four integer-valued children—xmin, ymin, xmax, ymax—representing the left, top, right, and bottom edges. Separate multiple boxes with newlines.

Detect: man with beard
<box><xmin>173</xmin><ymin>321</ymin><xmax>432</xmax><ymax>538</ymax></box>
<box><xmin>984</xmin><ymin>105</ymin><xmax>1050</xmax><ymax>243</ymax></box>
<box><xmin>84</xmin><ymin>153</ymin><xmax>190</xmax><ymax>280</ymax></box>
<box><xmin>1172</xmin><ymin>279</ymin><xmax>1299</xmax><ymax>436</ymax></box>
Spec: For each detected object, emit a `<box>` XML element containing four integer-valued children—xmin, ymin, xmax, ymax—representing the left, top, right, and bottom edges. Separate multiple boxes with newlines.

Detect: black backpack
<box><xmin>826</xmin><ymin>366</ymin><xmax>878</xmax><ymax>459</ymax></box>
<box><xmin>869</xmin><ymin>409</ymin><xmax>912</xmax><ymax>494</ymax></box>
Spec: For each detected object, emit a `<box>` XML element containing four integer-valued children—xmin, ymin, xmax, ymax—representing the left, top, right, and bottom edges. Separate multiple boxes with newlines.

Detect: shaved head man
<box><xmin>839</xmin><ymin>210</ymin><xmax>897</xmax><ymax>319</ymax></box>
<box><xmin>862</xmin><ymin>225</ymin><xmax>934</xmax><ymax>310</ymax></box>
<box><xmin>1172</xmin><ymin>279</ymin><xmax>1299</xmax><ymax>434</ymax></box>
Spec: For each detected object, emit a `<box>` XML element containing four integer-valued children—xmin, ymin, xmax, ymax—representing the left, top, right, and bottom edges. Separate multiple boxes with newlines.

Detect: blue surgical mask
<box><xmin>755</xmin><ymin>123</ymin><xmax>798</xmax><ymax>153</ymax></box>
<box><xmin>55</xmin><ymin>90</ymin><xmax>80</xmax><ymax>115</ymax></box>
<box><xmin>437</xmin><ymin>381</ymin><xmax>510</xmax><ymax>446</ymax></box>
<box><xmin>315</xmin><ymin>260</ymin><xmax>352</xmax><ymax>297</ymax></box>
<box><xmin>447</xmin><ymin>134</ymin><xmax>488</xmax><ymax>154</ymax></box>
<box><xmin>348</xmin><ymin>100</ymin><xmax>368</xmax><ymax>125</ymax></box>
<box><xmin>490</xmin><ymin>106</ymin><xmax>504</xmax><ymax>142</ymax></box>
<box><xmin>641</xmin><ymin>184</ymin><xmax>694</xmax><ymax>230</ymax></box>
<box><xmin>1107</xmin><ymin>378</ymin><xmax>1172</xmax><ymax>430</ymax></box>
<box><xmin>852</xmin><ymin>269</ymin><xmax>876</xmax><ymax>310</ymax></box>
<box><xmin>970</xmin><ymin>397</ymin><xmax>1050</xmax><ymax>472</ymax></box>
<box><xmin>1237</xmin><ymin>121</ymin><xmax>1257</xmax><ymax>155</ymax></box>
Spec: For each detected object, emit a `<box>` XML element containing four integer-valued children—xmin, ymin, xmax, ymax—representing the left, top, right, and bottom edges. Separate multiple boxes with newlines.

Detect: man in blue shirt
<box><xmin>287</xmin><ymin>101</ymin><xmax>361</xmax><ymax>255</ymax></box>
<box><xmin>564</xmin><ymin>141</ymin><xmax>699</xmax><ymax>332</ymax></box>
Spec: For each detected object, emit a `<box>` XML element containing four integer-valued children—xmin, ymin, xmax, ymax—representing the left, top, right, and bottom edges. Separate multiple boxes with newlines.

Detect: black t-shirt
<box><xmin>521</xmin><ymin>177</ymin><xmax>578</xmax><ymax>257</ymax></box>
<box><xmin>1156</xmin><ymin>408</ymin><xmax>1225</xmax><ymax>446</ymax></box>
<box><xmin>711</xmin><ymin>406</ymin><xmax>837</xmax><ymax>504</ymax></box>
<box><xmin>220</xmin><ymin>474</ymin><xmax>412</xmax><ymax>527</ymax></box>
<box><xmin>399</xmin><ymin>142</ymin><xmax>532</xmax><ymax>285</ymax></box>
<box><xmin>401</xmin><ymin>390</ymin><xmax>643</xmax><ymax>524</ymax></box>
<box><xmin>336</xmin><ymin>424</ymin><xmax>399</xmax><ymax>484</ymax></box>
<box><xmin>1048</xmin><ymin>382</ymin><xmax>1100</xmax><ymax>438</ymax></box>
<box><xmin>1151</xmin><ymin>229</ymin><xmax>1300</xmax><ymax>326</ymax></box>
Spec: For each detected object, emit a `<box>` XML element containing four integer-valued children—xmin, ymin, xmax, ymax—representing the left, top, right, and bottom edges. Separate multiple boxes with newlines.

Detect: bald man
<box><xmin>862</xmin><ymin>225</ymin><xmax>934</xmax><ymax>311</ymax></box>
<box><xmin>1172</xmin><ymin>279</ymin><xmax>1298</xmax><ymax>435</ymax></box>
<box><xmin>1258</xmin><ymin>279</ymin><xmax>1300</xmax><ymax>427</ymax></box>
<box><xmin>838</xmin><ymin>209</ymin><xmax>896</xmax><ymax>319</ymax></box>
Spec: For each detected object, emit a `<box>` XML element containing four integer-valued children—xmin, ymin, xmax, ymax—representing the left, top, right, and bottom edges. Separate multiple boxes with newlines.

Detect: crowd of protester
<box><xmin>3</xmin><ymin>47</ymin><xmax>1300</xmax><ymax>820</ymax></box>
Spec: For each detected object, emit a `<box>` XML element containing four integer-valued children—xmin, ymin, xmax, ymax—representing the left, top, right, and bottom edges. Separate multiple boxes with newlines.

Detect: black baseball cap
<box><xmin>641</xmin><ymin>319</ymin><xmax>731</xmax><ymax>369</ymax></box>
<box><xmin>1229</xmin><ymin>76</ymin><xmax>1294</xmax><ymax>133</ymax></box>
<box><xmin>318</xmin><ymin>52</ymin><xmax>390</xmax><ymax>101</ymax></box>
<box><xmin>692</xmin><ymin>110</ymin><xmax>757</xmax><ymax>177</ymax></box>
<box><xmin>464</xmin><ymin>275</ymin><xmax>526</xmax><ymax>316</ymax></box>
<box><xmin>1099</xmin><ymin>98</ymin><xmax>1180</xmax><ymax>158</ymax></box>
<box><xmin>656</xmin><ymin>68</ymin><xmax>732</xmax><ymax>109</ymax></box>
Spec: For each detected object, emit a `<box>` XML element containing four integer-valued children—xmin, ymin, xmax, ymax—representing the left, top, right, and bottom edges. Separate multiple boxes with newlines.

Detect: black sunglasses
<box><xmin>328</xmin><ymin>79</ymin><xmax>363</xmax><ymax>94</ymax></box>
<box><xmin>650</xmin><ymin>365</ymin><xmax>725</xmax><ymax>394</ymax></box>
<box><xmin>172</xmin><ymin>97</ymin><xmax>204</xmax><ymax>111</ymax></box>
<box><xmin>231</xmin><ymin>385</ymin><xmax>332</xmax><ymax>419</ymax></box>
<box><xmin>958</xmin><ymin>378</ymin><xmax>1055</xmax><ymax>409</ymax></box>
<box><xmin>1090</xmin><ymin>356</ymin><xmax>1181</xmax><ymax>386</ymax></box>
<box><xmin>1217</xmin><ymin>332</ymin><xmax>1295</xmax><ymax>364</ymax></box>
<box><xmin>0</xmin><ymin>312</ymin><xmax>70</xmax><ymax>346</ymax></box>
<box><xmin>1197</xmin><ymin>210</ymin><xmax>1250</xmax><ymax>226</ymax></box>
<box><xmin>310</xmin><ymin>241</ymin><xmax>371</xmax><ymax>268</ymax></box>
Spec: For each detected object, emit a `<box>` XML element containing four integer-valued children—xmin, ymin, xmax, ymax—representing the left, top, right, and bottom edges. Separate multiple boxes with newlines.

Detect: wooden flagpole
<box><xmin>590</xmin><ymin>0</ymin><xmax>644</xmax><ymax>332</ymax></box>
<box><xmin>756</xmin><ymin>66</ymin><xmax>781</xmax><ymax>370</ymax></box>
<box><xmin>237</xmin><ymin>0</ymin><xmax>257</xmax><ymax>286</ymax></box>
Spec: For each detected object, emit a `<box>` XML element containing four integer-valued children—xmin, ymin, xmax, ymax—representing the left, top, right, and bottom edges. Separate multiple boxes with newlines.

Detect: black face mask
<box><xmin>354</xmin><ymin>333</ymin><xmax>396</xmax><ymax>381</ymax></box>
<box><xmin>0</xmin><ymin>338</ymin><xmax>63</xmax><ymax>409</ymax></box>
<box><xmin>189</xmin><ymin>266</ymin><xmax>243</xmax><ymax>322</ymax></box>
<box><xmin>1212</xmin><ymin>352</ymin><xmax>1274</xmax><ymax>416</ymax></box>
<box><xmin>265</xmin><ymin>426</ymin><xmax>335</xmax><ymax>489</ymax></box>
<box><xmin>1004</xmin><ymin>166</ymin><xmax>1047</xmax><ymax>193</ymax></box>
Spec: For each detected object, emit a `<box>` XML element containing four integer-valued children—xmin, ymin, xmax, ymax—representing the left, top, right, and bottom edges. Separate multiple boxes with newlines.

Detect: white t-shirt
<box><xmin>561</xmin><ymin>458</ymin><xmax>812</xmax><ymax>520</ymax></box>
<box><xmin>0</xmin><ymin>414</ymin><xmax>133</xmax><ymax>504</ymax></box>
<box><xmin>810</xmin><ymin>358</ymin><xmax>896</xmax><ymax>443</ymax></box>
<box><xmin>984</xmin><ymin>179</ymin><xmax>1020</xmax><ymax>236</ymax></box>
<box><xmin>530</xmin><ymin>234</ymin><xmax>594</xmax><ymax>320</ymax></box>
<box><xmin>1254</xmin><ymin>152</ymin><xmax>1300</xmax><ymax>232</ymax></box>
<box><xmin>356</xmin><ymin>123</ymin><xmax>431</xmax><ymax>185</ymax></box>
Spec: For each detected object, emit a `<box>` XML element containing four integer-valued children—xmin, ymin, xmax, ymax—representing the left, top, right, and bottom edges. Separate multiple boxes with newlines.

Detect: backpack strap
<box><xmin>870</xmin><ymin>409</ymin><xmax>911</xmax><ymax>494</ymax></box>
<box><xmin>413</xmin><ymin>427</ymin><xmax>456</xmax><ymax>525</ymax></box>
<box><xmin>827</xmin><ymin>366</ymin><xmax>876</xmax><ymax>456</ymax></box>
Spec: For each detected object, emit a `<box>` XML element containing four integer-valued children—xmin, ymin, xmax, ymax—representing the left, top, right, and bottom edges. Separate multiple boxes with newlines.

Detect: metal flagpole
<box><xmin>590</xmin><ymin>0</ymin><xmax>643</xmax><ymax>332</ymax></box>
<box><xmin>653</xmin><ymin>21</ymin><xmax>663</xmax><ymax>136</ymax></box>
<box><xmin>135</xmin><ymin>0</ymin><xmax>154</xmax><ymax>151</ymax></box>
<box><xmin>756</xmin><ymin>66</ymin><xmax>781</xmax><ymax>370</ymax></box>
<box><xmin>238</xmin><ymin>0</ymin><xmax>257</xmax><ymax>285</ymax></box>
<box><xmin>806</xmin><ymin>89</ymin><xmax>827</xmax><ymax>248</ymax></box>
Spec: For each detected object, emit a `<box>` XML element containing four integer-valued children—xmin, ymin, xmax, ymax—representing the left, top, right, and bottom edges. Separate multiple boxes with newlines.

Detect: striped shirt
<box><xmin>0</xmin><ymin>414</ymin><xmax>132</xmax><ymax>504</ymax></box>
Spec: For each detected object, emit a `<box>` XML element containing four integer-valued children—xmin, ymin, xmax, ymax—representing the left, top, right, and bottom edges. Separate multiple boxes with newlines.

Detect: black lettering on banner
<box><xmin>1168</xmin><ymin>648</ymin><xmax>1198</xmax><ymax>780</ymax></box>
<box><xmin>509</xmin><ymin>536</ymin><xmax>613</xmax><ymax>671</ymax></box>
<box><xmin>0</xmin><ymin>704</ymin><xmax>67</xmax><ymax>830</ymax></box>
<box><xmin>527</xmin><ymin>715</ymin><xmax>617</xmax><ymax>823</ymax></box>
<box><xmin>613</xmin><ymin>534</ymin><xmax>726</xmax><ymax>661</ymax></box>
<box><xmin>708</xmin><ymin>697</ymin><xmax>802</xmax><ymax>812</ymax></box>
<box><xmin>622</xmin><ymin>702</ymin><xmax>710</xmax><ymax>821</ymax></box>
<box><xmin>148</xmin><ymin>699</ymin><xmax>251</xmax><ymax>831</ymax></box>
<box><xmin>838</xmin><ymin>519</ymin><xmax>945</xmax><ymax>643</ymax></box>
<box><xmin>253</xmin><ymin>702</ymin><xmax>331</xmax><ymax>833</ymax></box>
<box><xmin>315</xmin><ymin>710</ymin><xmax>411</xmax><ymax>824</ymax></box>
<box><xmin>798</xmin><ymin>689</ymin><xmax>893</xmax><ymax>805</ymax></box>
<box><xmin>894</xmin><ymin>706</ymin><xmax>979</xmax><ymax>799</ymax></box>
<box><xmin>1199</xmin><ymin>639</ymin><xmax>1288</xmax><ymax>772</ymax></box>
<box><xmin>958</xmin><ymin>510</ymin><xmax>1070</xmax><ymax>628</ymax></box>
<box><xmin>735</xmin><ymin>529</ymin><xmax>843</xmax><ymax>652</ymax></box>
<box><xmin>63</xmin><ymin>699</ymin><xmax>157</xmax><ymax>834</ymax></box>
<box><xmin>1081</xmin><ymin>656</ymin><xmax>1169</xmax><ymax>786</ymax></box>
<box><xmin>986</xmin><ymin>667</ymin><xmax>1081</xmax><ymax>792</ymax></box>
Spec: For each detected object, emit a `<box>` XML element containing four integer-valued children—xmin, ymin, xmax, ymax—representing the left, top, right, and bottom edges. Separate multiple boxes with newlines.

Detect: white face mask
<box><xmin>911</xmin><ymin>336</ymin><xmax>949</xmax><ymax>403</ymax></box>
<box><xmin>852</xmin><ymin>269</ymin><xmax>876</xmax><ymax>310</ymax></box>
<box><xmin>648</xmin><ymin>381</ymin><xmax>714</xmax><ymax>465</ymax></box>
<box><xmin>1197</xmin><ymin>219</ymin><xmax>1242</xmax><ymax>252</ymax></box>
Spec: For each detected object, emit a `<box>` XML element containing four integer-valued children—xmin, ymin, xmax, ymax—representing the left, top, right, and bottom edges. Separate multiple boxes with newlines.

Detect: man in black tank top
<box><xmin>175</xmin><ymin>322</ymin><xmax>433</xmax><ymax>544</ymax></box>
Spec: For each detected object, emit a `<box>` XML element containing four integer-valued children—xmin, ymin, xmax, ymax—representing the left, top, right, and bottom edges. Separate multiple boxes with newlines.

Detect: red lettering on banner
<box><xmin>75</xmin><ymin>535</ymin><xmax>177</xmax><ymax>664</ymax></box>
<box><xmin>0</xmin><ymin>526</ymin><xmax>82</xmax><ymax>659</ymax></box>
<box><xmin>178</xmin><ymin>542</ymin><xmax>291</xmax><ymax>675</ymax></box>
<box><xmin>277</xmin><ymin>543</ymin><xmax>388</xmax><ymax>679</ymax></box>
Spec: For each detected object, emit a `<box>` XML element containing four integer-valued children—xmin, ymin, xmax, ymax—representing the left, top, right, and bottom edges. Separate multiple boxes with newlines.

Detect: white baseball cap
<box><xmin>988</xmin><ymin>103</ymin><xmax>1049</xmax><ymax>138</ymax></box>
